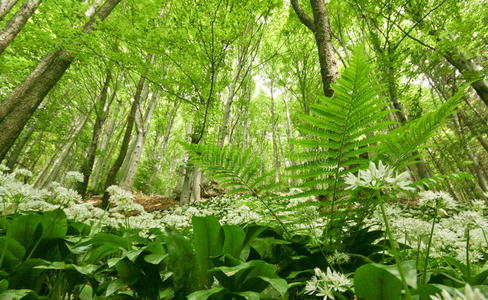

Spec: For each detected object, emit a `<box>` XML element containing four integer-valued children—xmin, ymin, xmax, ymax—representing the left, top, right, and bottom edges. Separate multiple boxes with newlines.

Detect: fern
<box><xmin>378</xmin><ymin>83</ymin><xmax>469</xmax><ymax>169</ymax></box>
<box><xmin>181</xmin><ymin>143</ymin><xmax>278</xmax><ymax>197</ymax></box>
<box><xmin>181</xmin><ymin>143</ymin><xmax>290</xmax><ymax>235</ymax></box>
<box><xmin>288</xmin><ymin>47</ymin><xmax>393</xmax><ymax>202</ymax></box>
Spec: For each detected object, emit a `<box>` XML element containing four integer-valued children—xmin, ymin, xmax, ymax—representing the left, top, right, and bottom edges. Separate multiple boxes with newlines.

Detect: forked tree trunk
<box><xmin>78</xmin><ymin>70</ymin><xmax>113</xmax><ymax>197</ymax></box>
<box><xmin>0</xmin><ymin>0</ymin><xmax>121</xmax><ymax>161</ymax></box>
<box><xmin>0</xmin><ymin>0</ymin><xmax>42</xmax><ymax>54</ymax></box>
<box><xmin>119</xmin><ymin>90</ymin><xmax>158</xmax><ymax>189</ymax></box>
<box><xmin>291</xmin><ymin>0</ymin><xmax>338</xmax><ymax>97</ymax></box>
<box><xmin>101</xmin><ymin>75</ymin><xmax>146</xmax><ymax>207</ymax></box>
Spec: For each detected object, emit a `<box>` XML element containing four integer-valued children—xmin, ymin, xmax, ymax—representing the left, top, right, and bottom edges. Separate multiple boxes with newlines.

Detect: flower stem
<box><xmin>422</xmin><ymin>205</ymin><xmax>437</xmax><ymax>285</ymax></box>
<box><xmin>377</xmin><ymin>190</ymin><xmax>412</xmax><ymax>299</ymax></box>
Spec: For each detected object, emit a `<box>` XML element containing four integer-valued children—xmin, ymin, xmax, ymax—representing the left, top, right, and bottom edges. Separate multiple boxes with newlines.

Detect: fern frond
<box><xmin>181</xmin><ymin>143</ymin><xmax>276</xmax><ymax>198</ymax></box>
<box><xmin>378</xmin><ymin>84</ymin><xmax>469</xmax><ymax>167</ymax></box>
<box><xmin>289</xmin><ymin>47</ymin><xmax>391</xmax><ymax>200</ymax></box>
<box><xmin>412</xmin><ymin>172</ymin><xmax>475</xmax><ymax>190</ymax></box>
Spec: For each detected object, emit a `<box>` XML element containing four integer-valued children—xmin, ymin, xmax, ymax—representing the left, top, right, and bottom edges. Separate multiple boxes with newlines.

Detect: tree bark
<box><xmin>101</xmin><ymin>74</ymin><xmax>145</xmax><ymax>207</ymax></box>
<box><xmin>119</xmin><ymin>90</ymin><xmax>158</xmax><ymax>189</ymax></box>
<box><xmin>0</xmin><ymin>0</ymin><xmax>42</xmax><ymax>54</ymax></box>
<box><xmin>0</xmin><ymin>0</ymin><xmax>121</xmax><ymax>161</ymax></box>
<box><xmin>77</xmin><ymin>70</ymin><xmax>113</xmax><ymax>197</ymax></box>
<box><xmin>5</xmin><ymin>121</ymin><xmax>36</xmax><ymax>169</ymax></box>
<box><xmin>443</xmin><ymin>50</ymin><xmax>488</xmax><ymax>106</ymax></box>
<box><xmin>34</xmin><ymin>114</ymin><xmax>89</xmax><ymax>188</ymax></box>
<box><xmin>291</xmin><ymin>0</ymin><xmax>338</xmax><ymax>97</ymax></box>
<box><xmin>0</xmin><ymin>0</ymin><xmax>19</xmax><ymax>21</ymax></box>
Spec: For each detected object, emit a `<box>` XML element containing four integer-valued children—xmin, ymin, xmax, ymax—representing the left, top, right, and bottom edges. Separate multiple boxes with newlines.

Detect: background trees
<box><xmin>0</xmin><ymin>0</ymin><xmax>486</xmax><ymax>201</ymax></box>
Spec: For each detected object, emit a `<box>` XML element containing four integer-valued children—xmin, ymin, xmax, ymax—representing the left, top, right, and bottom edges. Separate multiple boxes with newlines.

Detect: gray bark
<box><xmin>0</xmin><ymin>0</ymin><xmax>121</xmax><ymax>161</ymax></box>
<box><xmin>291</xmin><ymin>0</ymin><xmax>338</xmax><ymax>97</ymax></box>
<box><xmin>34</xmin><ymin>114</ymin><xmax>89</xmax><ymax>188</ymax></box>
<box><xmin>0</xmin><ymin>0</ymin><xmax>42</xmax><ymax>54</ymax></box>
<box><xmin>0</xmin><ymin>0</ymin><xmax>19</xmax><ymax>21</ymax></box>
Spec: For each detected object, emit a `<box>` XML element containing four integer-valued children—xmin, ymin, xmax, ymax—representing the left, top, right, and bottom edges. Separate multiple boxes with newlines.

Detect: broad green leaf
<box><xmin>222</xmin><ymin>225</ymin><xmax>245</xmax><ymax>259</ymax></box>
<box><xmin>106</xmin><ymin>279</ymin><xmax>125</xmax><ymax>297</ymax></box>
<box><xmin>354</xmin><ymin>263</ymin><xmax>402</xmax><ymax>300</ymax></box>
<box><xmin>0</xmin><ymin>289</ymin><xmax>32</xmax><ymax>300</ymax></box>
<box><xmin>233</xmin><ymin>291</ymin><xmax>260</xmax><ymax>300</ymax></box>
<box><xmin>258</xmin><ymin>276</ymin><xmax>288</xmax><ymax>297</ymax></box>
<box><xmin>187</xmin><ymin>287</ymin><xmax>225</xmax><ymax>300</ymax></box>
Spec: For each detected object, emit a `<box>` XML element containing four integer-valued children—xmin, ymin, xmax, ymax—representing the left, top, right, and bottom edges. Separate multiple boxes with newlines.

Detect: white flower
<box><xmin>418</xmin><ymin>191</ymin><xmax>456</xmax><ymax>209</ymax></box>
<box><xmin>431</xmin><ymin>284</ymin><xmax>487</xmax><ymax>300</ymax></box>
<box><xmin>304</xmin><ymin>267</ymin><xmax>351</xmax><ymax>300</ymax></box>
<box><xmin>327</xmin><ymin>250</ymin><xmax>350</xmax><ymax>265</ymax></box>
<box><xmin>0</xmin><ymin>164</ymin><xmax>10</xmax><ymax>173</ymax></box>
<box><xmin>13</xmin><ymin>168</ymin><xmax>33</xmax><ymax>178</ymax></box>
<box><xmin>66</xmin><ymin>171</ymin><xmax>84</xmax><ymax>183</ymax></box>
<box><xmin>343</xmin><ymin>161</ymin><xmax>414</xmax><ymax>192</ymax></box>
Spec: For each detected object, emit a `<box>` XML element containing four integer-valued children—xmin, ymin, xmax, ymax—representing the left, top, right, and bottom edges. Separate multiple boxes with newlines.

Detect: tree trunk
<box><xmin>0</xmin><ymin>0</ymin><xmax>42</xmax><ymax>54</ymax></box>
<box><xmin>0</xmin><ymin>0</ymin><xmax>19</xmax><ymax>21</ymax></box>
<box><xmin>119</xmin><ymin>90</ymin><xmax>158</xmax><ymax>189</ymax></box>
<box><xmin>190</xmin><ymin>168</ymin><xmax>201</xmax><ymax>202</ymax></box>
<box><xmin>101</xmin><ymin>74</ymin><xmax>146</xmax><ymax>207</ymax></box>
<box><xmin>443</xmin><ymin>50</ymin><xmax>488</xmax><ymax>106</ymax></box>
<box><xmin>0</xmin><ymin>0</ymin><xmax>121</xmax><ymax>161</ymax></box>
<box><xmin>34</xmin><ymin>114</ymin><xmax>89</xmax><ymax>188</ymax></box>
<box><xmin>179</xmin><ymin>123</ymin><xmax>194</xmax><ymax>204</ymax></box>
<box><xmin>5</xmin><ymin>121</ymin><xmax>36</xmax><ymax>169</ymax></box>
<box><xmin>77</xmin><ymin>70</ymin><xmax>113</xmax><ymax>197</ymax></box>
<box><xmin>291</xmin><ymin>0</ymin><xmax>338</xmax><ymax>97</ymax></box>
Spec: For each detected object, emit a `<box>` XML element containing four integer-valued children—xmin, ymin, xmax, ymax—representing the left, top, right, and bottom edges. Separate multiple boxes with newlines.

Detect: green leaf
<box><xmin>0</xmin><ymin>237</ymin><xmax>25</xmax><ymax>264</ymax></box>
<box><xmin>258</xmin><ymin>276</ymin><xmax>288</xmax><ymax>297</ymax></box>
<box><xmin>354</xmin><ymin>263</ymin><xmax>403</xmax><ymax>300</ymax></box>
<box><xmin>0</xmin><ymin>279</ymin><xmax>8</xmax><ymax>292</ymax></box>
<box><xmin>192</xmin><ymin>216</ymin><xmax>223</xmax><ymax>283</ymax></box>
<box><xmin>6</xmin><ymin>215</ymin><xmax>43</xmax><ymax>250</ymax></box>
<box><xmin>233</xmin><ymin>291</ymin><xmax>260</xmax><ymax>300</ymax></box>
<box><xmin>187</xmin><ymin>287</ymin><xmax>225</xmax><ymax>300</ymax></box>
<box><xmin>40</xmin><ymin>209</ymin><xmax>67</xmax><ymax>239</ymax></box>
<box><xmin>79</xmin><ymin>285</ymin><xmax>93</xmax><ymax>300</ymax></box>
<box><xmin>106</xmin><ymin>279</ymin><xmax>125</xmax><ymax>297</ymax></box>
<box><xmin>0</xmin><ymin>289</ymin><xmax>32</xmax><ymax>300</ymax></box>
<box><xmin>222</xmin><ymin>225</ymin><xmax>245</xmax><ymax>259</ymax></box>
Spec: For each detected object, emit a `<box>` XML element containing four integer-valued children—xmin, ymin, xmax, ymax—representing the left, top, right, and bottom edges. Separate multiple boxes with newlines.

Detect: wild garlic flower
<box><xmin>0</xmin><ymin>164</ymin><xmax>10</xmax><ymax>173</ymax></box>
<box><xmin>13</xmin><ymin>168</ymin><xmax>33</xmax><ymax>178</ymax></box>
<box><xmin>326</xmin><ymin>250</ymin><xmax>350</xmax><ymax>265</ymax></box>
<box><xmin>343</xmin><ymin>161</ymin><xmax>414</xmax><ymax>192</ymax></box>
<box><xmin>66</xmin><ymin>171</ymin><xmax>84</xmax><ymax>183</ymax></box>
<box><xmin>431</xmin><ymin>284</ymin><xmax>487</xmax><ymax>300</ymax></box>
<box><xmin>418</xmin><ymin>191</ymin><xmax>457</xmax><ymax>209</ymax></box>
<box><xmin>304</xmin><ymin>267</ymin><xmax>351</xmax><ymax>300</ymax></box>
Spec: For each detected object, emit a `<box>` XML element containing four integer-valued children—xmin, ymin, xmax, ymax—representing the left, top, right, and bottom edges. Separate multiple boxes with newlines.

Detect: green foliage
<box><xmin>288</xmin><ymin>47</ymin><xmax>392</xmax><ymax>199</ymax></box>
<box><xmin>182</xmin><ymin>143</ymin><xmax>278</xmax><ymax>197</ymax></box>
<box><xmin>379</xmin><ymin>84</ymin><xmax>470</xmax><ymax>169</ymax></box>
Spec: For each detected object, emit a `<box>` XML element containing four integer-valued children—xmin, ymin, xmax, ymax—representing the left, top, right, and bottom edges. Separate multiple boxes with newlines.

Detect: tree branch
<box><xmin>290</xmin><ymin>0</ymin><xmax>315</xmax><ymax>32</ymax></box>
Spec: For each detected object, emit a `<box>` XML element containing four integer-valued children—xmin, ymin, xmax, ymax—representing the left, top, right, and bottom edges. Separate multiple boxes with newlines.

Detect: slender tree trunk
<box><xmin>77</xmin><ymin>70</ymin><xmax>113</xmax><ymax>197</ymax></box>
<box><xmin>0</xmin><ymin>0</ymin><xmax>19</xmax><ymax>20</ymax></box>
<box><xmin>34</xmin><ymin>114</ymin><xmax>89</xmax><ymax>188</ymax></box>
<box><xmin>291</xmin><ymin>0</ymin><xmax>338</xmax><ymax>97</ymax></box>
<box><xmin>270</xmin><ymin>86</ymin><xmax>280</xmax><ymax>183</ymax></box>
<box><xmin>0</xmin><ymin>0</ymin><xmax>121</xmax><ymax>160</ymax></box>
<box><xmin>191</xmin><ymin>168</ymin><xmax>201</xmax><ymax>202</ymax></box>
<box><xmin>0</xmin><ymin>0</ymin><xmax>42</xmax><ymax>54</ymax></box>
<box><xmin>180</xmin><ymin>123</ymin><xmax>194</xmax><ymax>204</ymax></box>
<box><xmin>101</xmin><ymin>74</ymin><xmax>146</xmax><ymax>207</ymax></box>
<box><xmin>119</xmin><ymin>90</ymin><xmax>158</xmax><ymax>189</ymax></box>
<box><xmin>5</xmin><ymin>121</ymin><xmax>36</xmax><ymax>169</ymax></box>
<box><xmin>443</xmin><ymin>51</ymin><xmax>488</xmax><ymax>106</ymax></box>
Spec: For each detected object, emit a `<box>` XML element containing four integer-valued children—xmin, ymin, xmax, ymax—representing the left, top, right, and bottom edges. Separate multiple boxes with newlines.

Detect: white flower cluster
<box><xmin>106</xmin><ymin>185</ymin><xmax>144</xmax><ymax>213</ymax></box>
<box><xmin>431</xmin><ymin>284</ymin><xmax>487</xmax><ymax>300</ymax></box>
<box><xmin>304</xmin><ymin>267</ymin><xmax>351</xmax><ymax>300</ymax></box>
<box><xmin>418</xmin><ymin>191</ymin><xmax>457</xmax><ymax>209</ymax></box>
<box><xmin>343</xmin><ymin>161</ymin><xmax>414</xmax><ymax>192</ymax></box>
<box><xmin>66</xmin><ymin>171</ymin><xmax>84</xmax><ymax>183</ymax></box>
<box><xmin>375</xmin><ymin>202</ymin><xmax>488</xmax><ymax>263</ymax></box>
